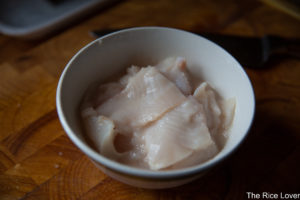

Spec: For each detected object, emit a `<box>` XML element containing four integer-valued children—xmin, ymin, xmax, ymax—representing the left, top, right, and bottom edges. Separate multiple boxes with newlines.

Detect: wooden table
<box><xmin>0</xmin><ymin>0</ymin><xmax>299</xmax><ymax>199</ymax></box>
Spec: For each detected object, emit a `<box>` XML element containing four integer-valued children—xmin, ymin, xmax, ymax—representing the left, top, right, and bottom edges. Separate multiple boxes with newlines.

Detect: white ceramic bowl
<box><xmin>56</xmin><ymin>27</ymin><xmax>255</xmax><ymax>189</ymax></box>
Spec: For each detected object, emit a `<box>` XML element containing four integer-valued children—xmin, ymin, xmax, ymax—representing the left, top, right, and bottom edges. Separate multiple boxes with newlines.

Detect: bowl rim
<box><xmin>56</xmin><ymin>26</ymin><xmax>255</xmax><ymax>179</ymax></box>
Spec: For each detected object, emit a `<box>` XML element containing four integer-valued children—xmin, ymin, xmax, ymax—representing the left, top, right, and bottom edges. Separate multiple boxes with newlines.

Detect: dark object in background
<box><xmin>91</xmin><ymin>29</ymin><xmax>300</xmax><ymax>69</ymax></box>
<box><xmin>0</xmin><ymin>0</ymin><xmax>119</xmax><ymax>39</ymax></box>
<box><xmin>260</xmin><ymin>0</ymin><xmax>300</xmax><ymax>20</ymax></box>
<box><xmin>202</xmin><ymin>34</ymin><xmax>300</xmax><ymax>68</ymax></box>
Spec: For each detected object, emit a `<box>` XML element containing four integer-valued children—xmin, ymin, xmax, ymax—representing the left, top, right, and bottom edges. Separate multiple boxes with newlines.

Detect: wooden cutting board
<box><xmin>0</xmin><ymin>0</ymin><xmax>300</xmax><ymax>199</ymax></box>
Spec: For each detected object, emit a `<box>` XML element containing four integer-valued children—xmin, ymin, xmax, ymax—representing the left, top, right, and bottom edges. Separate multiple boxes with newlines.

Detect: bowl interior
<box><xmin>57</xmin><ymin>27</ymin><xmax>255</xmax><ymax>177</ymax></box>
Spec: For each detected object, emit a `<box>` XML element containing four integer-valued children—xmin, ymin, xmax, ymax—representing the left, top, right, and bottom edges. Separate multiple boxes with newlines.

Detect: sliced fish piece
<box><xmin>96</xmin><ymin>67</ymin><xmax>186</xmax><ymax>134</ymax></box>
<box><xmin>120</xmin><ymin>65</ymin><xmax>140</xmax><ymax>86</ymax></box>
<box><xmin>193</xmin><ymin>82</ymin><xmax>222</xmax><ymax>137</ymax></box>
<box><xmin>95</xmin><ymin>82</ymin><xmax>123</xmax><ymax>106</ymax></box>
<box><xmin>143</xmin><ymin>97</ymin><xmax>217</xmax><ymax>170</ymax></box>
<box><xmin>169</xmin><ymin>143</ymin><xmax>218</xmax><ymax>170</ymax></box>
<box><xmin>82</xmin><ymin>107</ymin><xmax>122</xmax><ymax>160</ymax></box>
<box><xmin>220</xmin><ymin>98</ymin><xmax>236</xmax><ymax>134</ymax></box>
<box><xmin>157</xmin><ymin>57</ymin><xmax>192</xmax><ymax>95</ymax></box>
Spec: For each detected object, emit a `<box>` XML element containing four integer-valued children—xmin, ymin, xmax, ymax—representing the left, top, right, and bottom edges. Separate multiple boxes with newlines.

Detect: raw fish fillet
<box><xmin>157</xmin><ymin>57</ymin><xmax>192</xmax><ymax>95</ymax></box>
<box><xmin>220</xmin><ymin>98</ymin><xmax>236</xmax><ymax>134</ymax></box>
<box><xmin>143</xmin><ymin>97</ymin><xmax>217</xmax><ymax>170</ymax></box>
<box><xmin>96</xmin><ymin>67</ymin><xmax>186</xmax><ymax>134</ymax></box>
<box><xmin>95</xmin><ymin>82</ymin><xmax>123</xmax><ymax>106</ymax></box>
<box><xmin>119</xmin><ymin>66</ymin><xmax>140</xmax><ymax>86</ymax></box>
<box><xmin>169</xmin><ymin>142</ymin><xmax>218</xmax><ymax>169</ymax></box>
<box><xmin>81</xmin><ymin>57</ymin><xmax>235</xmax><ymax>170</ymax></box>
<box><xmin>81</xmin><ymin>107</ymin><xmax>121</xmax><ymax>159</ymax></box>
<box><xmin>193</xmin><ymin>82</ymin><xmax>222</xmax><ymax>137</ymax></box>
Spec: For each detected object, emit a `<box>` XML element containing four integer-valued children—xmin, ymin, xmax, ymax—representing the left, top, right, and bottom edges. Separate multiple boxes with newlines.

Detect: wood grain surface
<box><xmin>0</xmin><ymin>0</ymin><xmax>299</xmax><ymax>199</ymax></box>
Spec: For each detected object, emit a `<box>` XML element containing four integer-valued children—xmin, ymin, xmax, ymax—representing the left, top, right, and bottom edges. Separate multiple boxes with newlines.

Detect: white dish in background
<box><xmin>0</xmin><ymin>0</ymin><xmax>118</xmax><ymax>39</ymax></box>
<box><xmin>56</xmin><ymin>27</ymin><xmax>255</xmax><ymax>189</ymax></box>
